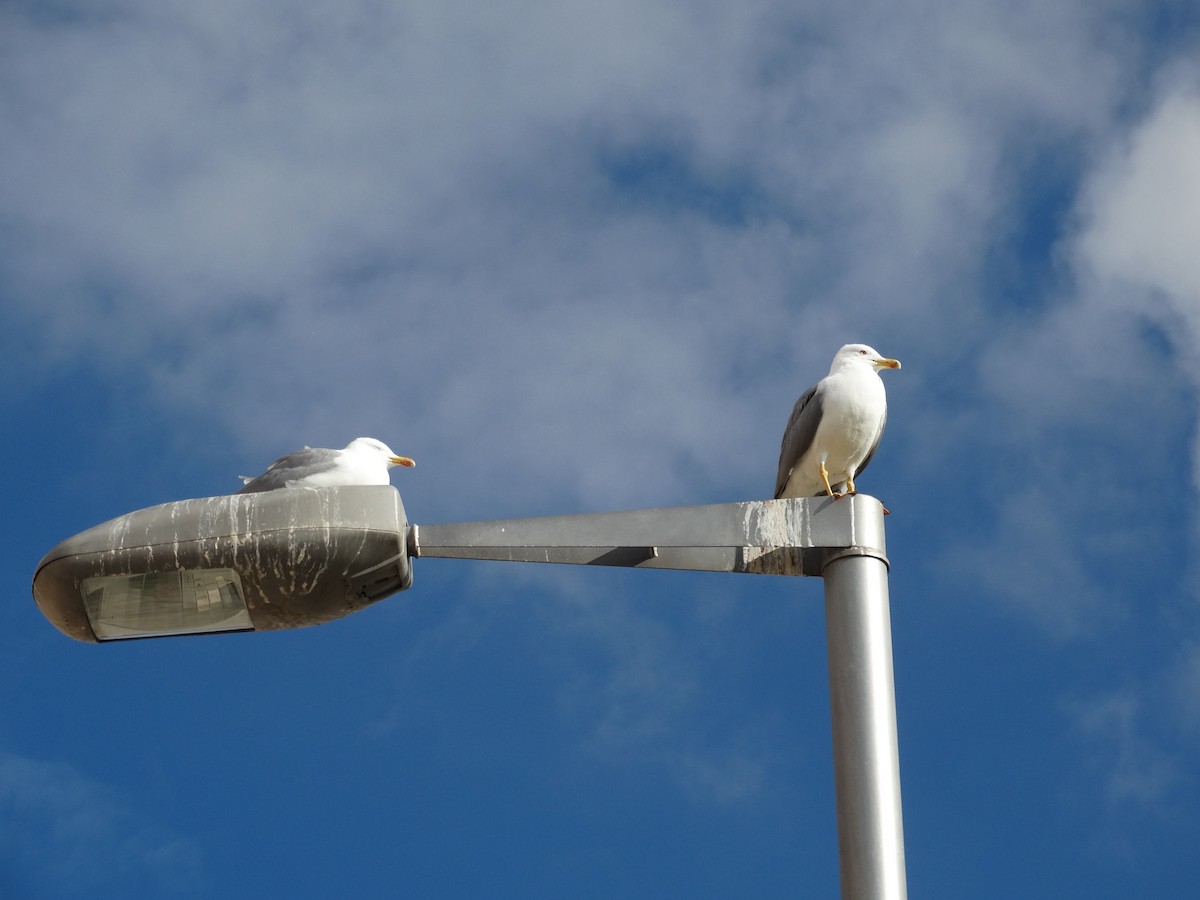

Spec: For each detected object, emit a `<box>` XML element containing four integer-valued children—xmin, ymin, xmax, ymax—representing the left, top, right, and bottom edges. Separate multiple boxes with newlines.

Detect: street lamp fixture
<box><xmin>32</xmin><ymin>486</ymin><xmax>410</xmax><ymax>642</ymax></box>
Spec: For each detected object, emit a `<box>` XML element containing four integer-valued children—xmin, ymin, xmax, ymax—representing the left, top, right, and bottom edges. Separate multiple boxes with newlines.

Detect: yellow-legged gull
<box><xmin>775</xmin><ymin>344</ymin><xmax>900</xmax><ymax>502</ymax></box>
<box><xmin>237</xmin><ymin>437</ymin><xmax>415</xmax><ymax>494</ymax></box>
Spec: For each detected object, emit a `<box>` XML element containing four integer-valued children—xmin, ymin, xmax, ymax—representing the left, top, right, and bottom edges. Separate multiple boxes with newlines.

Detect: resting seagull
<box><xmin>236</xmin><ymin>437</ymin><xmax>415</xmax><ymax>494</ymax></box>
<box><xmin>775</xmin><ymin>344</ymin><xmax>901</xmax><ymax>503</ymax></box>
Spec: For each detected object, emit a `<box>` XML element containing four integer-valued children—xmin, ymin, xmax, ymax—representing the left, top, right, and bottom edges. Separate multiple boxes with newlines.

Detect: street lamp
<box><xmin>32</xmin><ymin>486</ymin><xmax>906</xmax><ymax>900</ymax></box>
<box><xmin>32</xmin><ymin>486</ymin><xmax>411</xmax><ymax>642</ymax></box>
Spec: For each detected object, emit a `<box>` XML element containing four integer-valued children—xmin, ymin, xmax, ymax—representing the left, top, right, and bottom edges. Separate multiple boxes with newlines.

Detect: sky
<box><xmin>3</xmin><ymin>0</ymin><xmax>1200</xmax><ymax>896</ymax></box>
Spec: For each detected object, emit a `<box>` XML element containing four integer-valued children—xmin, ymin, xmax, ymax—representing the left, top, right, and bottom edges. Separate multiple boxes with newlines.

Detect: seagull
<box><xmin>775</xmin><ymin>344</ymin><xmax>901</xmax><ymax>503</ymax></box>
<box><xmin>236</xmin><ymin>437</ymin><xmax>415</xmax><ymax>494</ymax></box>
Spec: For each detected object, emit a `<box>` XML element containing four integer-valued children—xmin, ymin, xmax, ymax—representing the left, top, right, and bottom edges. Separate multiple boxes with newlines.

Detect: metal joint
<box><xmin>822</xmin><ymin>545</ymin><xmax>890</xmax><ymax>573</ymax></box>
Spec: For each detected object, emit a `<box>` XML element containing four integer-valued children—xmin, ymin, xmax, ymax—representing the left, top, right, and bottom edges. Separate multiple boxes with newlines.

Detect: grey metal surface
<box><xmin>410</xmin><ymin>494</ymin><xmax>887</xmax><ymax>577</ymax></box>
<box><xmin>32</xmin><ymin>486</ymin><xmax>411</xmax><ymax>642</ymax></box>
<box><xmin>823</xmin><ymin>551</ymin><xmax>907</xmax><ymax>900</ymax></box>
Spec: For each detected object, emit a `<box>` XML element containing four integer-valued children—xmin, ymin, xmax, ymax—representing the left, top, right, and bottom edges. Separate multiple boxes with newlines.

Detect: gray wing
<box><xmin>852</xmin><ymin>407</ymin><xmax>886</xmax><ymax>482</ymax></box>
<box><xmin>236</xmin><ymin>447</ymin><xmax>340</xmax><ymax>494</ymax></box>
<box><xmin>774</xmin><ymin>383</ymin><xmax>823</xmax><ymax>498</ymax></box>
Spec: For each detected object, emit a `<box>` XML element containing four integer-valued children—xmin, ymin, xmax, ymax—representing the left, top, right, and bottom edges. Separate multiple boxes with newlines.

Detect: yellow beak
<box><xmin>875</xmin><ymin>357</ymin><xmax>901</xmax><ymax>370</ymax></box>
<box><xmin>390</xmin><ymin>456</ymin><xmax>416</xmax><ymax>468</ymax></box>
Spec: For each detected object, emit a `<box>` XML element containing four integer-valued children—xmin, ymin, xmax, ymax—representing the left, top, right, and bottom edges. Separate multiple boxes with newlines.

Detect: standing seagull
<box><xmin>775</xmin><ymin>344</ymin><xmax>901</xmax><ymax>501</ymax></box>
<box><xmin>236</xmin><ymin>437</ymin><xmax>415</xmax><ymax>494</ymax></box>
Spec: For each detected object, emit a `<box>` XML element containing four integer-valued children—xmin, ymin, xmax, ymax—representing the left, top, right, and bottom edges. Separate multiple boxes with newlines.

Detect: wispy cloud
<box><xmin>370</xmin><ymin>562</ymin><xmax>795</xmax><ymax>805</ymax></box>
<box><xmin>1068</xmin><ymin>689</ymin><xmax>1178</xmax><ymax>806</ymax></box>
<box><xmin>0</xmin><ymin>749</ymin><xmax>203</xmax><ymax>897</ymax></box>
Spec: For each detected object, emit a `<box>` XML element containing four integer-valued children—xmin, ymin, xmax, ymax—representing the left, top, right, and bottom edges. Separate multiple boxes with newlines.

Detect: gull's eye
<box><xmin>858</xmin><ymin>348</ymin><xmax>868</xmax><ymax>355</ymax></box>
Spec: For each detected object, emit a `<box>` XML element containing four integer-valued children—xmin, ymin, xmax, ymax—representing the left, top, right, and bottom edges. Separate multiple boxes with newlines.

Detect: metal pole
<box><xmin>823</xmin><ymin>550</ymin><xmax>907</xmax><ymax>900</ymax></box>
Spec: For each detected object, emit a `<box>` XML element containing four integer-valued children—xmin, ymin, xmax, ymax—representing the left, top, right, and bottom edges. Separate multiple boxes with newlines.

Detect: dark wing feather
<box><xmin>236</xmin><ymin>447</ymin><xmax>339</xmax><ymax>494</ymax></box>
<box><xmin>774</xmin><ymin>383</ymin><xmax>823</xmax><ymax>498</ymax></box>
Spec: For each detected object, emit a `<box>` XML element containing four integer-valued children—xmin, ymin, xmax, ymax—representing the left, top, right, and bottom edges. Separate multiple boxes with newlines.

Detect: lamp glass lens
<box><xmin>81</xmin><ymin>569</ymin><xmax>251</xmax><ymax>640</ymax></box>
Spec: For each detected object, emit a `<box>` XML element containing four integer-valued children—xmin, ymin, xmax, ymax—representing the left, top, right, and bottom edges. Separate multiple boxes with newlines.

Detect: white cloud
<box><xmin>1073</xmin><ymin>72</ymin><xmax>1200</xmax><ymax>495</ymax></box>
<box><xmin>0</xmin><ymin>0</ymin><xmax>1145</xmax><ymax>521</ymax></box>
<box><xmin>1079</xmin><ymin>77</ymin><xmax>1200</xmax><ymax>307</ymax></box>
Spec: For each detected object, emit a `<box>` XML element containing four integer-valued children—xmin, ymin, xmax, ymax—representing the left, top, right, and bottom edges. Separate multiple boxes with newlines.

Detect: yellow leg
<box><xmin>846</xmin><ymin>475</ymin><xmax>857</xmax><ymax>495</ymax></box>
<box><xmin>819</xmin><ymin>461</ymin><xmax>844</xmax><ymax>499</ymax></box>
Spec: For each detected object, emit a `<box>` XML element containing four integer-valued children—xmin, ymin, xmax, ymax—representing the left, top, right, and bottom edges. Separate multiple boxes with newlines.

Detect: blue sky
<box><xmin>4</xmin><ymin>0</ymin><xmax>1200</xmax><ymax>896</ymax></box>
